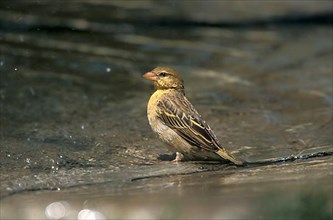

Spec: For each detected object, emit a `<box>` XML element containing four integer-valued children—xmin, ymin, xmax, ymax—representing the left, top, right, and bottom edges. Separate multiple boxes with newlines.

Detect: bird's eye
<box><xmin>159</xmin><ymin>72</ymin><xmax>168</xmax><ymax>77</ymax></box>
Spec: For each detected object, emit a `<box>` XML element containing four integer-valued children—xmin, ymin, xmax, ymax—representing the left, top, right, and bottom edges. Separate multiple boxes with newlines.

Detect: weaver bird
<box><xmin>143</xmin><ymin>66</ymin><xmax>243</xmax><ymax>165</ymax></box>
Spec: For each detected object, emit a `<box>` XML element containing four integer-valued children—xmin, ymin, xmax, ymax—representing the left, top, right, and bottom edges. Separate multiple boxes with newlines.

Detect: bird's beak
<box><xmin>143</xmin><ymin>71</ymin><xmax>158</xmax><ymax>81</ymax></box>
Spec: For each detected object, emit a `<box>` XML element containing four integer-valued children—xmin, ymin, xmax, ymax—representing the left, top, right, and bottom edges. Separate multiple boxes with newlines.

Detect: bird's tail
<box><xmin>217</xmin><ymin>149</ymin><xmax>244</xmax><ymax>166</ymax></box>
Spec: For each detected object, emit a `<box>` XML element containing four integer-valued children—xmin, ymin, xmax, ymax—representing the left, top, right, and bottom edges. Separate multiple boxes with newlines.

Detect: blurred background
<box><xmin>0</xmin><ymin>1</ymin><xmax>332</xmax><ymax>219</ymax></box>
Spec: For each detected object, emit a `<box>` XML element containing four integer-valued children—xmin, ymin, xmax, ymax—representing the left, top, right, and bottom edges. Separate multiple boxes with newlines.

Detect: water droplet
<box><xmin>29</xmin><ymin>87</ymin><xmax>36</xmax><ymax>96</ymax></box>
<box><xmin>45</xmin><ymin>201</ymin><xmax>69</xmax><ymax>219</ymax></box>
<box><xmin>0</xmin><ymin>60</ymin><xmax>4</xmax><ymax>66</ymax></box>
<box><xmin>19</xmin><ymin>35</ymin><xmax>25</xmax><ymax>42</ymax></box>
<box><xmin>81</xmin><ymin>125</ymin><xmax>85</xmax><ymax>130</ymax></box>
<box><xmin>106</xmin><ymin>67</ymin><xmax>111</xmax><ymax>72</ymax></box>
<box><xmin>78</xmin><ymin>209</ymin><xmax>105</xmax><ymax>220</ymax></box>
<box><xmin>14</xmin><ymin>67</ymin><xmax>18</xmax><ymax>71</ymax></box>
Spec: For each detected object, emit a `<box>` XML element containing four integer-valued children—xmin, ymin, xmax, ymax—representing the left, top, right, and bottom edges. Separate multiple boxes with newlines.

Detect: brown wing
<box><xmin>156</xmin><ymin>95</ymin><xmax>220</xmax><ymax>152</ymax></box>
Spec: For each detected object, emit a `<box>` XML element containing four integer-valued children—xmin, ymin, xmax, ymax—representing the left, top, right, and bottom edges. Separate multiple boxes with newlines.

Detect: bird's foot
<box><xmin>172</xmin><ymin>152</ymin><xmax>184</xmax><ymax>162</ymax></box>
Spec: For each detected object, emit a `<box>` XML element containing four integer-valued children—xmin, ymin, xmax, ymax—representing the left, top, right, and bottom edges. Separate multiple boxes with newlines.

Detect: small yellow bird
<box><xmin>143</xmin><ymin>66</ymin><xmax>243</xmax><ymax>165</ymax></box>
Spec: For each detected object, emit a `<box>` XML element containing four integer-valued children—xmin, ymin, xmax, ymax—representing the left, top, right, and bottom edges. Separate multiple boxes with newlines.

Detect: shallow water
<box><xmin>1</xmin><ymin>1</ymin><xmax>332</xmax><ymax>219</ymax></box>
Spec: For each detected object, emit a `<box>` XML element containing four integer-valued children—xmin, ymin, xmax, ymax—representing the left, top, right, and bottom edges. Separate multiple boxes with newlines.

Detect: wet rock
<box><xmin>0</xmin><ymin>1</ymin><xmax>332</xmax><ymax>219</ymax></box>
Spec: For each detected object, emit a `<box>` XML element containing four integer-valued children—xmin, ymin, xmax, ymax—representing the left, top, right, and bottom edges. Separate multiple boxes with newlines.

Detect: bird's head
<box><xmin>143</xmin><ymin>66</ymin><xmax>184</xmax><ymax>91</ymax></box>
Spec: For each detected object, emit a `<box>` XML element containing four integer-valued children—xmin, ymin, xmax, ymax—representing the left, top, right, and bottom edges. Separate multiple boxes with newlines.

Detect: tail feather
<box><xmin>217</xmin><ymin>149</ymin><xmax>244</xmax><ymax>166</ymax></box>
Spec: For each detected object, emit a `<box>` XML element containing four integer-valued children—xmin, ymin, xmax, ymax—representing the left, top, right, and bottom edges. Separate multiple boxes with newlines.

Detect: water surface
<box><xmin>0</xmin><ymin>1</ymin><xmax>332</xmax><ymax>219</ymax></box>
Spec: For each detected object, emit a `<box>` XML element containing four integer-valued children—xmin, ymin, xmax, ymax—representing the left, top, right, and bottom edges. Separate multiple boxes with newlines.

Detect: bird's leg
<box><xmin>172</xmin><ymin>152</ymin><xmax>184</xmax><ymax>162</ymax></box>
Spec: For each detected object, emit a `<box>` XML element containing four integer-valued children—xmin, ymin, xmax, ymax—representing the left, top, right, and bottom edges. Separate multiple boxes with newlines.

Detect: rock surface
<box><xmin>0</xmin><ymin>1</ymin><xmax>332</xmax><ymax>219</ymax></box>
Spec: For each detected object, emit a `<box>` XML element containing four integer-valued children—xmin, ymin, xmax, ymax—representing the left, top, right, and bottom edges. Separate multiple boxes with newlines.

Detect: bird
<box><xmin>143</xmin><ymin>66</ymin><xmax>244</xmax><ymax>165</ymax></box>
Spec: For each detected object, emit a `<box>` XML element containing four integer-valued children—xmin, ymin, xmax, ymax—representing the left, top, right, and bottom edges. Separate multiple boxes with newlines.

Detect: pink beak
<box><xmin>143</xmin><ymin>71</ymin><xmax>158</xmax><ymax>81</ymax></box>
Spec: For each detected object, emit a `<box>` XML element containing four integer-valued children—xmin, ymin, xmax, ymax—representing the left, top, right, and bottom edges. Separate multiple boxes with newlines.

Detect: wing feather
<box><xmin>156</xmin><ymin>95</ymin><xmax>220</xmax><ymax>152</ymax></box>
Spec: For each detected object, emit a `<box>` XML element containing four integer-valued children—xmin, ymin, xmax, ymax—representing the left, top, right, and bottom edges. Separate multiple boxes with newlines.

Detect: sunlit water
<box><xmin>0</xmin><ymin>1</ymin><xmax>332</xmax><ymax>219</ymax></box>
